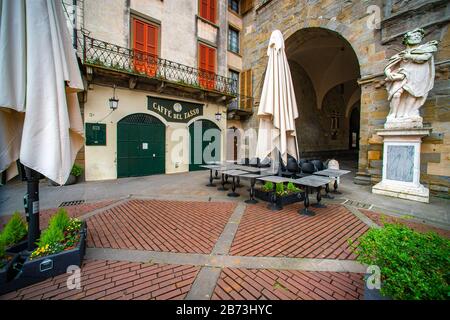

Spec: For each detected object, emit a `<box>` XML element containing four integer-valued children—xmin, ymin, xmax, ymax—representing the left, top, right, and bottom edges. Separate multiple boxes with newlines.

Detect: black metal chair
<box><xmin>249</xmin><ymin>157</ymin><xmax>259</xmax><ymax>167</ymax></box>
<box><xmin>297</xmin><ymin>162</ymin><xmax>316</xmax><ymax>178</ymax></box>
<box><xmin>298</xmin><ymin>159</ymin><xmax>308</xmax><ymax>169</ymax></box>
<box><xmin>258</xmin><ymin>157</ymin><xmax>271</xmax><ymax>168</ymax></box>
<box><xmin>280</xmin><ymin>155</ymin><xmax>299</xmax><ymax>178</ymax></box>
<box><xmin>311</xmin><ymin>159</ymin><xmax>325</xmax><ymax>172</ymax></box>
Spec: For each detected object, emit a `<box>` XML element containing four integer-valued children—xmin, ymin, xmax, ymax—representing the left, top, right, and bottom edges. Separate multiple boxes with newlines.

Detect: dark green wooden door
<box><xmin>189</xmin><ymin>120</ymin><xmax>221</xmax><ymax>171</ymax></box>
<box><xmin>117</xmin><ymin>113</ymin><xmax>165</xmax><ymax>178</ymax></box>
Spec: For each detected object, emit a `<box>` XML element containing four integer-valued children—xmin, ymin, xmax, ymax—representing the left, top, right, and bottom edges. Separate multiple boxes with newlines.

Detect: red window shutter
<box><xmin>207</xmin><ymin>46</ymin><xmax>215</xmax><ymax>74</ymax></box>
<box><xmin>199</xmin><ymin>44</ymin><xmax>207</xmax><ymax>71</ymax></box>
<box><xmin>133</xmin><ymin>19</ymin><xmax>145</xmax><ymax>52</ymax></box>
<box><xmin>209</xmin><ymin>0</ymin><xmax>216</xmax><ymax>23</ymax></box>
<box><xmin>147</xmin><ymin>24</ymin><xmax>158</xmax><ymax>57</ymax></box>
<box><xmin>200</xmin><ymin>0</ymin><xmax>208</xmax><ymax>20</ymax></box>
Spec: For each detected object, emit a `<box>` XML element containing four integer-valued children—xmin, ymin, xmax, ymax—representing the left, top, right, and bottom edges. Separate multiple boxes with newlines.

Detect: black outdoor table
<box><xmin>239</xmin><ymin>172</ymin><xmax>275</xmax><ymax>204</ymax></box>
<box><xmin>257</xmin><ymin>175</ymin><xmax>294</xmax><ymax>210</ymax></box>
<box><xmin>221</xmin><ymin>169</ymin><xmax>250</xmax><ymax>197</ymax></box>
<box><xmin>215</xmin><ymin>165</ymin><xmax>237</xmax><ymax>191</ymax></box>
<box><xmin>233</xmin><ymin>165</ymin><xmax>262</xmax><ymax>187</ymax></box>
<box><xmin>313</xmin><ymin>168</ymin><xmax>350</xmax><ymax>195</ymax></box>
<box><xmin>293</xmin><ymin>175</ymin><xmax>332</xmax><ymax>216</ymax></box>
<box><xmin>199</xmin><ymin>164</ymin><xmax>221</xmax><ymax>187</ymax></box>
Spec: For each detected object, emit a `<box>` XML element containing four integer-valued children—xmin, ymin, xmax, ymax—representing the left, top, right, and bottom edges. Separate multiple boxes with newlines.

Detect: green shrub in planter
<box><xmin>276</xmin><ymin>182</ymin><xmax>287</xmax><ymax>196</ymax></box>
<box><xmin>0</xmin><ymin>212</ymin><xmax>27</xmax><ymax>246</ymax></box>
<box><xmin>70</xmin><ymin>164</ymin><xmax>83</xmax><ymax>177</ymax></box>
<box><xmin>48</xmin><ymin>208</ymin><xmax>70</xmax><ymax>231</ymax></box>
<box><xmin>261</xmin><ymin>181</ymin><xmax>273</xmax><ymax>192</ymax></box>
<box><xmin>350</xmin><ymin>223</ymin><xmax>450</xmax><ymax>300</ymax></box>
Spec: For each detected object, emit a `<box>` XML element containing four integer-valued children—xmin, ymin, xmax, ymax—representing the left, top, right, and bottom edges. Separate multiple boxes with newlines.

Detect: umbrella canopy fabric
<box><xmin>255</xmin><ymin>30</ymin><xmax>299</xmax><ymax>166</ymax></box>
<box><xmin>0</xmin><ymin>0</ymin><xmax>84</xmax><ymax>185</ymax></box>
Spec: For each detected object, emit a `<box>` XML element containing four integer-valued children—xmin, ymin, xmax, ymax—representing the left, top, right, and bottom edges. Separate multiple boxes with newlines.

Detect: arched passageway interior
<box><xmin>285</xmin><ymin>28</ymin><xmax>361</xmax><ymax>162</ymax></box>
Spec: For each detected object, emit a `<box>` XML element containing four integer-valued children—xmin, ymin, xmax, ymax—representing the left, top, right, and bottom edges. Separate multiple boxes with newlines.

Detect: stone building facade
<box><xmin>238</xmin><ymin>0</ymin><xmax>450</xmax><ymax>195</ymax></box>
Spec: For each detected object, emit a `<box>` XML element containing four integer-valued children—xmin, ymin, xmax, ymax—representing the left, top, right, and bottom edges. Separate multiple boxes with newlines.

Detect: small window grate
<box><xmin>59</xmin><ymin>200</ymin><xmax>85</xmax><ymax>207</ymax></box>
<box><xmin>343</xmin><ymin>199</ymin><xmax>372</xmax><ymax>210</ymax></box>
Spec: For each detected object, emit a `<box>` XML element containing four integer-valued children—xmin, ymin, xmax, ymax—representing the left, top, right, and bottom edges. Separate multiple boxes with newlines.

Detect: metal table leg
<box><xmin>323</xmin><ymin>182</ymin><xmax>334</xmax><ymax>199</ymax></box>
<box><xmin>268</xmin><ymin>182</ymin><xmax>282</xmax><ymax>211</ymax></box>
<box><xmin>236</xmin><ymin>176</ymin><xmax>243</xmax><ymax>188</ymax></box>
<box><xmin>217</xmin><ymin>173</ymin><xmax>228</xmax><ymax>191</ymax></box>
<box><xmin>206</xmin><ymin>169</ymin><xmax>216</xmax><ymax>187</ymax></box>
<box><xmin>213</xmin><ymin>170</ymin><xmax>220</xmax><ymax>180</ymax></box>
<box><xmin>227</xmin><ymin>176</ymin><xmax>240</xmax><ymax>197</ymax></box>
<box><xmin>312</xmin><ymin>185</ymin><xmax>326</xmax><ymax>208</ymax></box>
<box><xmin>245</xmin><ymin>178</ymin><xmax>258</xmax><ymax>204</ymax></box>
<box><xmin>300</xmin><ymin>186</ymin><xmax>315</xmax><ymax>216</ymax></box>
<box><xmin>332</xmin><ymin>177</ymin><xmax>342</xmax><ymax>194</ymax></box>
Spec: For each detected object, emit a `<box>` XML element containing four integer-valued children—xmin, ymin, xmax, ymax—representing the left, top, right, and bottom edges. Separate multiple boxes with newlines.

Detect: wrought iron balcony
<box><xmin>227</xmin><ymin>94</ymin><xmax>254</xmax><ymax>118</ymax></box>
<box><xmin>75</xmin><ymin>31</ymin><xmax>238</xmax><ymax>97</ymax></box>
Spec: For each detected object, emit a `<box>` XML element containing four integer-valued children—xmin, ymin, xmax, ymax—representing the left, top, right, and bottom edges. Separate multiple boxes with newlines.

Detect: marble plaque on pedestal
<box><xmin>386</xmin><ymin>145</ymin><xmax>414</xmax><ymax>182</ymax></box>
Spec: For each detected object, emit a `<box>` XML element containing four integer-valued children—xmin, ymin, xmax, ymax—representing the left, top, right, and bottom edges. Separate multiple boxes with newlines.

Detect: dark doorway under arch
<box><xmin>189</xmin><ymin>119</ymin><xmax>221</xmax><ymax>171</ymax></box>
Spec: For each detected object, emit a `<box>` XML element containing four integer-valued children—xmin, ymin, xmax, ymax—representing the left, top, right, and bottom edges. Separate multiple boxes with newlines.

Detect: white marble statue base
<box><xmin>372</xmin><ymin>128</ymin><xmax>432</xmax><ymax>203</ymax></box>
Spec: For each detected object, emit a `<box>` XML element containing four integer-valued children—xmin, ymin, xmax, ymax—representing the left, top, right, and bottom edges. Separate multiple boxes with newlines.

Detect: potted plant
<box><xmin>350</xmin><ymin>223</ymin><xmax>450</xmax><ymax>300</ymax></box>
<box><xmin>19</xmin><ymin>208</ymin><xmax>87</xmax><ymax>283</ymax></box>
<box><xmin>49</xmin><ymin>163</ymin><xmax>83</xmax><ymax>186</ymax></box>
<box><xmin>255</xmin><ymin>181</ymin><xmax>304</xmax><ymax>207</ymax></box>
<box><xmin>0</xmin><ymin>239</ymin><xmax>20</xmax><ymax>285</ymax></box>
<box><xmin>2</xmin><ymin>212</ymin><xmax>28</xmax><ymax>254</ymax></box>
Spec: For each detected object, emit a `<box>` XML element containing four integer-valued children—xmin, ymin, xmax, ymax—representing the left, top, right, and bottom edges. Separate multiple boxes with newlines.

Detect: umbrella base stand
<box><xmin>300</xmin><ymin>208</ymin><xmax>316</xmax><ymax>216</ymax></box>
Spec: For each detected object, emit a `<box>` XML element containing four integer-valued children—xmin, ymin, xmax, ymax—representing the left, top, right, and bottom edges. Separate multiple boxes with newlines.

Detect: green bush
<box><xmin>70</xmin><ymin>164</ymin><xmax>83</xmax><ymax>177</ymax></box>
<box><xmin>262</xmin><ymin>181</ymin><xmax>273</xmax><ymax>192</ymax></box>
<box><xmin>286</xmin><ymin>182</ymin><xmax>301</xmax><ymax>193</ymax></box>
<box><xmin>275</xmin><ymin>182</ymin><xmax>286</xmax><ymax>196</ymax></box>
<box><xmin>351</xmin><ymin>223</ymin><xmax>450</xmax><ymax>300</ymax></box>
<box><xmin>0</xmin><ymin>212</ymin><xmax>27</xmax><ymax>246</ymax></box>
<box><xmin>48</xmin><ymin>208</ymin><xmax>70</xmax><ymax>231</ymax></box>
<box><xmin>37</xmin><ymin>226</ymin><xmax>65</xmax><ymax>248</ymax></box>
<box><xmin>0</xmin><ymin>240</ymin><xmax>5</xmax><ymax>259</ymax></box>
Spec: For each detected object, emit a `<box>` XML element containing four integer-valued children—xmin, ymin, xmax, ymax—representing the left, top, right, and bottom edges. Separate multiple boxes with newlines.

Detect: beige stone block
<box><xmin>368</xmin><ymin>134</ymin><xmax>383</xmax><ymax>145</ymax></box>
<box><xmin>368</xmin><ymin>150</ymin><xmax>381</xmax><ymax>160</ymax></box>
<box><xmin>427</xmin><ymin>162</ymin><xmax>450</xmax><ymax>177</ymax></box>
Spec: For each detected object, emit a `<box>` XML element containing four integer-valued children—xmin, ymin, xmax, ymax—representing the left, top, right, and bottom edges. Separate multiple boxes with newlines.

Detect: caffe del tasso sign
<box><xmin>147</xmin><ymin>96</ymin><xmax>203</xmax><ymax>123</ymax></box>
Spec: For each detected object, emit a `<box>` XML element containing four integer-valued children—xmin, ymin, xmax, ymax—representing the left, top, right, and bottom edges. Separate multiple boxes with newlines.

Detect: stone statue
<box><xmin>384</xmin><ymin>28</ymin><xmax>438</xmax><ymax>129</ymax></box>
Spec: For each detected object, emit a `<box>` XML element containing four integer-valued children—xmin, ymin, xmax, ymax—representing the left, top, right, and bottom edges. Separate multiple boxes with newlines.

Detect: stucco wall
<box><xmin>84</xmin><ymin>85</ymin><xmax>228</xmax><ymax>181</ymax></box>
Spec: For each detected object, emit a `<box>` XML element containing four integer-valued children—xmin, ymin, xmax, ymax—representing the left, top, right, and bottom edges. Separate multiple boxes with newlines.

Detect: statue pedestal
<box><xmin>372</xmin><ymin>128</ymin><xmax>432</xmax><ymax>203</ymax></box>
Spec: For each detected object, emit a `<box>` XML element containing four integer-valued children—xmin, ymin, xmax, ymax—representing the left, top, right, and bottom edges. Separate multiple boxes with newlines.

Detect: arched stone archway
<box><xmin>285</xmin><ymin>27</ymin><xmax>361</xmax><ymax>160</ymax></box>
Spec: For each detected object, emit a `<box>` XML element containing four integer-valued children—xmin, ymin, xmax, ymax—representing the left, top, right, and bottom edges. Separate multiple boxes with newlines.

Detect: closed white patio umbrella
<box><xmin>0</xmin><ymin>0</ymin><xmax>84</xmax><ymax>250</ymax></box>
<box><xmin>255</xmin><ymin>30</ymin><xmax>299</xmax><ymax>172</ymax></box>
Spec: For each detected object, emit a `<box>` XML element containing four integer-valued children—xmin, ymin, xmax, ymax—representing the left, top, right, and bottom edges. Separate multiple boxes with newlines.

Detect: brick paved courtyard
<box><xmin>4</xmin><ymin>195</ymin><xmax>445</xmax><ymax>301</ymax></box>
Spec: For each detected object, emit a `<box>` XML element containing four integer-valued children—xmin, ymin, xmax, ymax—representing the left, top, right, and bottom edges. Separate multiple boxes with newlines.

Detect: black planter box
<box><xmin>0</xmin><ymin>253</ymin><xmax>20</xmax><ymax>285</ymax></box>
<box><xmin>0</xmin><ymin>221</ymin><xmax>87</xmax><ymax>295</ymax></box>
<box><xmin>6</xmin><ymin>239</ymin><xmax>28</xmax><ymax>254</ymax></box>
<box><xmin>254</xmin><ymin>189</ymin><xmax>304</xmax><ymax>206</ymax></box>
<box><xmin>20</xmin><ymin>221</ymin><xmax>87</xmax><ymax>281</ymax></box>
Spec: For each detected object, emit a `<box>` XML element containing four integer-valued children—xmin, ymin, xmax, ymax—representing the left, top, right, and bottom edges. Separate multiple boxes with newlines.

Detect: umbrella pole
<box><xmin>24</xmin><ymin>166</ymin><xmax>40</xmax><ymax>252</ymax></box>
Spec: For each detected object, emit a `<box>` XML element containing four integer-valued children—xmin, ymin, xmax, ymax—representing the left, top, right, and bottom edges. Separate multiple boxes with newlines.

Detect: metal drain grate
<box><xmin>59</xmin><ymin>200</ymin><xmax>85</xmax><ymax>207</ymax></box>
<box><xmin>342</xmin><ymin>199</ymin><xmax>373</xmax><ymax>210</ymax></box>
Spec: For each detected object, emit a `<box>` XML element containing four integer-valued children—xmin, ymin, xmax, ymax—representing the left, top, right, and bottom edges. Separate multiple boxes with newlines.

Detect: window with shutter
<box><xmin>132</xmin><ymin>17</ymin><xmax>159</xmax><ymax>77</ymax></box>
<box><xmin>199</xmin><ymin>0</ymin><xmax>216</xmax><ymax>24</ymax></box>
<box><xmin>239</xmin><ymin>69</ymin><xmax>252</xmax><ymax>110</ymax></box>
<box><xmin>198</xmin><ymin>43</ymin><xmax>216</xmax><ymax>90</ymax></box>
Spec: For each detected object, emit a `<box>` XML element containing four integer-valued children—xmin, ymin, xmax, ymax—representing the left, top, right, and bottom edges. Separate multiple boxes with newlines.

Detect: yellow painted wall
<box><xmin>84</xmin><ymin>85</ymin><xmax>228</xmax><ymax>181</ymax></box>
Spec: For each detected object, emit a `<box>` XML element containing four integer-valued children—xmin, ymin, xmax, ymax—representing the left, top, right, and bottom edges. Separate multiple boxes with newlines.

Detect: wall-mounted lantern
<box><xmin>109</xmin><ymin>85</ymin><xmax>119</xmax><ymax>110</ymax></box>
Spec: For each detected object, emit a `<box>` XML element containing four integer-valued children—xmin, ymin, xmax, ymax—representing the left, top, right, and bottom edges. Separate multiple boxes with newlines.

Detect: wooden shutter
<box><xmin>241</xmin><ymin>0</ymin><xmax>253</xmax><ymax>14</ymax></box>
<box><xmin>209</xmin><ymin>0</ymin><xmax>216</xmax><ymax>23</ymax></box>
<box><xmin>240</xmin><ymin>69</ymin><xmax>252</xmax><ymax>110</ymax></box>
<box><xmin>200</xmin><ymin>0</ymin><xmax>208</xmax><ymax>20</ymax></box>
<box><xmin>133</xmin><ymin>18</ymin><xmax>159</xmax><ymax>76</ymax></box>
<box><xmin>199</xmin><ymin>43</ymin><xmax>216</xmax><ymax>90</ymax></box>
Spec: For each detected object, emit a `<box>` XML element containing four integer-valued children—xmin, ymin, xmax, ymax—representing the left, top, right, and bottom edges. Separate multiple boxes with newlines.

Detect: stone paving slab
<box><xmin>211</xmin><ymin>268</ymin><xmax>364</xmax><ymax>300</ymax></box>
<box><xmin>229</xmin><ymin>203</ymin><xmax>370</xmax><ymax>259</ymax></box>
<box><xmin>0</xmin><ymin>259</ymin><xmax>200</xmax><ymax>300</ymax></box>
<box><xmin>86</xmin><ymin>199</ymin><xmax>236</xmax><ymax>254</ymax></box>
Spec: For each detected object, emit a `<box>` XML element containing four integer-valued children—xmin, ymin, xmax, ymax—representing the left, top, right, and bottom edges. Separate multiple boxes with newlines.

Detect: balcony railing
<box><xmin>75</xmin><ymin>31</ymin><xmax>238</xmax><ymax>97</ymax></box>
<box><xmin>228</xmin><ymin>95</ymin><xmax>254</xmax><ymax>113</ymax></box>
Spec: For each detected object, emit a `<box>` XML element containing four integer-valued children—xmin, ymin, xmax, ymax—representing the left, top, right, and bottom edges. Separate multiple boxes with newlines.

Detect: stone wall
<box><xmin>240</xmin><ymin>0</ymin><xmax>450</xmax><ymax>195</ymax></box>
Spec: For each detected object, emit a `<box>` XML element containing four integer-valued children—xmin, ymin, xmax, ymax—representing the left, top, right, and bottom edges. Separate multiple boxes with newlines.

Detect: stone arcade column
<box><xmin>372</xmin><ymin>128</ymin><xmax>431</xmax><ymax>203</ymax></box>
